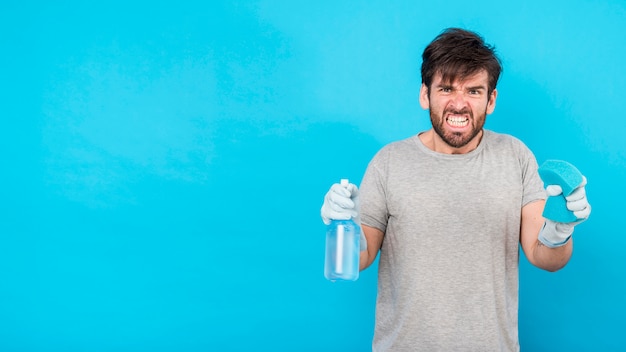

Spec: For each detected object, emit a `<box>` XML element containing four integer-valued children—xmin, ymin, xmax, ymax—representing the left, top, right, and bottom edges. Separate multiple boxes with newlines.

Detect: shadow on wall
<box><xmin>173</xmin><ymin>118</ymin><xmax>384</xmax><ymax>350</ymax></box>
<box><xmin>2</xmin><ymin>116</ymin><xmax>383</xmax><ymax>351</ymax></box>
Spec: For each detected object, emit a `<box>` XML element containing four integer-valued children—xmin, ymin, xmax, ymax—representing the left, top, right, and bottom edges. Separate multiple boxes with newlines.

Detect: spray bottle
<box><xmin>324</xmin><ymin>179</ymin><xmax>360</xmax><ymax>281</ymax></box>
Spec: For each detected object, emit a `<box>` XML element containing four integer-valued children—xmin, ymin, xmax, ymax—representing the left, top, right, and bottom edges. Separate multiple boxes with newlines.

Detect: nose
<box><xmin>448</xmin><ymin>90</ymin><xmax>468</xmax><ymax>110</ymax></box>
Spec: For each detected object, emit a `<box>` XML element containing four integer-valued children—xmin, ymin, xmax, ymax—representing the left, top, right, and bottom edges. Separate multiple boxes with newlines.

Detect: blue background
<box><xmin>1</xmin><ymin>1</ymin><xmax>625</xmax><ymax>351</ymax></box>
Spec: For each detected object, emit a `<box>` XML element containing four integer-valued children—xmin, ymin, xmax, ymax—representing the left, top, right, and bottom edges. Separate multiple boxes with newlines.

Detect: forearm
<box><xmin>359</xmin><ymin>225</ymin><xmax>384</xmax><ymax>271</ymax></box>
<box><xmin>521</xmin><ymin>200</ymin><xmax>576</xmax><ymax>272</ymax></box>
<box><xmin>359</xmin><ymin>249</ymin><xmax>376</xmax><ymax>271</ymax></box>
<box><xmin>531</xmin><ymin>238</ymin><xmax>573</xmax><ymax>272</ymax></box>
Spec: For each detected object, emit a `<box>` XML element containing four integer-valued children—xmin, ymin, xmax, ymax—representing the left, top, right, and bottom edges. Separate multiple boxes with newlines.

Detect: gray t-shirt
<box><xmin>360</xmin><ymin>130</ymin><xmax>546</xmax><ymax>352</ymax></box>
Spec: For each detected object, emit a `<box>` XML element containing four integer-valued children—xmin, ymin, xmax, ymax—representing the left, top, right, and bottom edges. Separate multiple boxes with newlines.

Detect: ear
<box><xmin>419</xmin><ymin>83</ymin><xmax>430</xmax><ymax>110</ymax></box>
<box><xmin>486</xmin><ymin>89</ymin><xmax>497</xmax><ymax>114</ymax></box>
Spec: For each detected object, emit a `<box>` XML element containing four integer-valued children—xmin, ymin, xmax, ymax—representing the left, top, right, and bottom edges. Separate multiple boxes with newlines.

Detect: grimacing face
<box><xmin>420</xmin><ymin>70</ymin><xmax>497</xmax><ymax>152</ymax></box>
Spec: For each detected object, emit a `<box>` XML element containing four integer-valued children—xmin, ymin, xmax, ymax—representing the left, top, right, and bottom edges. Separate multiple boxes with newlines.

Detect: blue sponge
<box><xmin>538</xmin><ymin>160</ymin><xmax>584</xmax><ymax>223</ymax></box>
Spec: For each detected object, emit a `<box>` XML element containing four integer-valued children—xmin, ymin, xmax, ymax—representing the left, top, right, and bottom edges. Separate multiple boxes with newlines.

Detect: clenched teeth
<box><xmin>447</xmin><ymin>116</ymin><xmax>469</xmax><ymax>127</ymax></box>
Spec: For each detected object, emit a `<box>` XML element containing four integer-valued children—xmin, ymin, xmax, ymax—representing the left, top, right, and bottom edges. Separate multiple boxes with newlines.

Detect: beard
<box><xmin>430</xmin><ymin>106</ymin><xmax>487</xmax><ymax>149</ymax></box>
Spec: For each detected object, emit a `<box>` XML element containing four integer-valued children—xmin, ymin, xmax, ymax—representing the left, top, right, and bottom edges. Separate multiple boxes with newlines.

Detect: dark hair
<box><xmin>421</xmin><ymin>28</ymin><xmax>502</xmax><ymax>95</ymax></box>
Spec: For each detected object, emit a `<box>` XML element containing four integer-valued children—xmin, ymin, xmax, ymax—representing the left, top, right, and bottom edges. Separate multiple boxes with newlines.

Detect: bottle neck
<box><xmin>329</xmin><ymin>219</ymin><xmax>356</xmax><ymax>225</ymax></box>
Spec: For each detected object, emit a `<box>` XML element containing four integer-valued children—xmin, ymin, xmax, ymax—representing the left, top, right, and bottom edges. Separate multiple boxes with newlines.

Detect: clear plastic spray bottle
<box><xmin>324</xmin><ymin>179</ymin><xmax>360</xmax><ymax>282</ymax></box>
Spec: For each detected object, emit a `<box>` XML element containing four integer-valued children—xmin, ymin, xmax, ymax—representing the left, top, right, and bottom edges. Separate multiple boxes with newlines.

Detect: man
<box><xmin>320</xmin><ymin>28</ymin><xmax>591</xmax><ymax>351</ymax></box>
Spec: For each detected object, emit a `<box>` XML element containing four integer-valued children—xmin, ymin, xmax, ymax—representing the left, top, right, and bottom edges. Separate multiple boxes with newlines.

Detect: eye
<box><xmin>469</xmin><ymin>89</ymin><xmax>480</xmax><ymax>95</ymax></box>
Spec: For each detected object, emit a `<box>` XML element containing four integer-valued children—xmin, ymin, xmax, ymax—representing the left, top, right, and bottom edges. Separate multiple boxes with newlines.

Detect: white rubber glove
<box><xmin>538</xmin><ymin>176</ymin><xmax>591</xmax><ymax>248</ymax></box>
<box><xmin>321</xmin><ymin>181</ymin><xmax>366</xmax><ymax>251</ymax></box>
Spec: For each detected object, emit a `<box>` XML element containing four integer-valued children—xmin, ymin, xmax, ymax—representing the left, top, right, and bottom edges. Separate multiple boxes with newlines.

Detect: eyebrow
<box><xmin>434</xmin><ymin>83</ymin><xmax>487</xmax><ymax>91</ymax></box>
<box><xmin>434</xmin><ymin>83</ymin><xmax>453</xmax><ymax>89</ymax></box>
<box><xmin>466</xmin><ymin>85</ymin><xmax>487</xmax><ymax>91</ymax></box>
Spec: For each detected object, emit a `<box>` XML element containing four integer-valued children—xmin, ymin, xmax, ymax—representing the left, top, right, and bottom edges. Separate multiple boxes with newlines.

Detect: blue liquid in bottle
<box><xmin>324</xmin><ymin>179</ymin><xmax>360</xmax><ymax>282</ymax></box>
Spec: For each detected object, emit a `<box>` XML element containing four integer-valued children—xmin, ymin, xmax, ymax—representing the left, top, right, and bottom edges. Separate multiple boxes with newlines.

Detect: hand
<box><xmin>321</xmin><ymin>181</ymin><xmax>366</xmax><ymax>251</ymax></box>
<box><xmin>320</xmin><ymin>182</ymin><xmax>360</xmax><ymax>225</ymax></box>
<box><xmin>539</xmin><ymin>176</ymin><xmax>591</xmax><ymax>248</ymax></box>
<box><xmin>545</xmin><ymin>176</ymin><xmax>591</xmax><ymax>221</ymax></box>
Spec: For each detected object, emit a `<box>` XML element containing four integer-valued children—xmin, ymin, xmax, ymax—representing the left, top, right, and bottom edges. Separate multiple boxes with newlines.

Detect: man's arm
<box><xmin>359</xmin><ymin>225</ymin><xmax>384</xmax><ymax>271</ymax></box>
<box><xmin>520</xmin><ymin>199</ymin><xmax>573</xmax><ymax>272</ymax></box>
